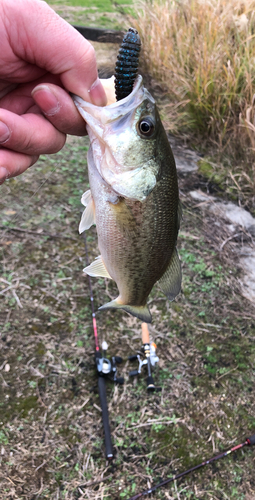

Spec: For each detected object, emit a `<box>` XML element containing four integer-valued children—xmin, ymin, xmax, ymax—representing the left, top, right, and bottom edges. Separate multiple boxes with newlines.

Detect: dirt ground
<box><xmin>1</xmin><ymin>12</ymin><xmax>255</xmax><ymax>500</ymax></box>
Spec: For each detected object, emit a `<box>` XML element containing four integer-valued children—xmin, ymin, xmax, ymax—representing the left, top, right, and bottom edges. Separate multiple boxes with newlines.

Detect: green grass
<box><xmin>46</xmin><ymin>0</ymin><xmax>134</xmax><ymax>29</ymax></box>
<box><xmin>47</xmin><ymin>0</ymin><xmax>132</xmax><ymax>7</ymax></box>
<box><xmin>2</xmin><ymin>135</ymin><xmax>255</xmax><ymax>499</ymax></box>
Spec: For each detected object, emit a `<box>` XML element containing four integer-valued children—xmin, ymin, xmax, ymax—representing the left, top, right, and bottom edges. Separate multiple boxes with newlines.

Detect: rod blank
<box><xmin>127</xmin><ymin>434</ymin><xmax>255</xmax><ymax>500</ymax></box>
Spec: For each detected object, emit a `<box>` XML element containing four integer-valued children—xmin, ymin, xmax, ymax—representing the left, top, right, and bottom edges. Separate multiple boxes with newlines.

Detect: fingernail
<box><xmin>32</xmin><ymin>85</ymin><xmax>60</xmax><ymax>116</ymax></box>
<box><xmin>88</xmin><ymin>78</ymin><xmax>107</xmax><ymax>106</ymax></box>
<box><xmin>0</xmin><ymin>122</ymin><xmax>10</xmax><ymax>144</ymax></box>
<box><xmin>0</xmin><ymin>166</ymin><xmax>10</xmax><ymax>183</ymax></box>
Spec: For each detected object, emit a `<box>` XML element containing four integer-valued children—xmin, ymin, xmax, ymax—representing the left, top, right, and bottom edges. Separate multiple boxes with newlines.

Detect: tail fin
<box><xmin>99</xmin><ymin>299</ymin><xmax>152</xmax><ymax>323</ymax></box>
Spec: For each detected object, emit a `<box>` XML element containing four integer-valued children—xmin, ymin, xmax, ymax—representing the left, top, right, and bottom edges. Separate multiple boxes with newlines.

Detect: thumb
<box><xmin>32</xmin><ymin>83</ymin><xmax>88</xmax><ymax>136</ymax></box>
<box><xmin>5</xmin><ymin>0</ymin><xmax>107</xmax><ymax>105</ymax></box>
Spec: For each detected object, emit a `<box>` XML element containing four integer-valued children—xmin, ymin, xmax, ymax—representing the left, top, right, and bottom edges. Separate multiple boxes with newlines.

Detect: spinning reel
<box><xmin>129</xmin><ymin>323</ymin><xmax>161</xmax><ymax>392</ymax></box>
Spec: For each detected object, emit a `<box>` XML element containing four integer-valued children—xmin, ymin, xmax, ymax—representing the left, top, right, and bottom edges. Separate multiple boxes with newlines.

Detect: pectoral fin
<box><xmin>81</xmin><ymin>189</ymin><xmax>92</xmax><ymax>207</ymax></box>
<box><xmin>158</xmin><ymin>248</ymin><xmax>181</xmax><ymax>301</ymax></box>
<box><xmin>83</xmin><ymin>255</ymin><xmax>112</xmax><ymax>279</ymax></box>
<box><xmin>99</xmin><ymin>299</ymin><xmax>152</xmax><ymax>323</ymax></box>
<box><xmin>79</xmin><ymin>190</ymin><xmax>96</xmax><ymax>233</ymax></box>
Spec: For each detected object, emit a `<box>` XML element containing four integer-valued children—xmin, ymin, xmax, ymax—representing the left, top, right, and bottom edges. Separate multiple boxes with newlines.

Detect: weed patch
<box><xmin>131</xmin><ymin>0</ymin><xmax>255</xmax><ymax>212</ymax></box>
<box><xmin>1</xmin><ymin>136</ymin><xmax>255</xmax><ymax>499</ymax></box>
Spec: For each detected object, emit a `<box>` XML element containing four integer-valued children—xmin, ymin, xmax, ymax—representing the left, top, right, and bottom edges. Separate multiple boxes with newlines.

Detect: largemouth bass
<box><xmin>74</xmin><ymin>75</ymin><xmax>181</xmax><ymax>323</ymax></box>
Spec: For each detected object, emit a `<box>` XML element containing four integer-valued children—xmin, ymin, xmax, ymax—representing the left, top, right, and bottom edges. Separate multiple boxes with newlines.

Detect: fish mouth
<box><xmin>72</xmin><ymin>75</ymin><xmax>149</xmax><ymax>134</ymax></box>
<box><xmin>73</xmin><ymin>75</ymin><xmax>145</xmax><ymax>114</ymax></box>
<box><xmin>73</xmin><ymin>76</ymin><xmax>158</xmax><ymax>202</ymax></box>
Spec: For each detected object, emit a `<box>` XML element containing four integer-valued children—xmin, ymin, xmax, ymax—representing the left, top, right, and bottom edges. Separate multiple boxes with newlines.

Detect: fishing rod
<box><xmin>82</xmin><ymin>232</ymin><xmax>123</xmax><ymax>460</ymax></box>
<box><xmin>126</xmin><ymin>433</ymin><xmax>255</xmax><ymax>499</ymax></box>
<box><xmin>129</xmin><ymin>323</ymin><xmax>161</xmax><ymax>392</ymax></box>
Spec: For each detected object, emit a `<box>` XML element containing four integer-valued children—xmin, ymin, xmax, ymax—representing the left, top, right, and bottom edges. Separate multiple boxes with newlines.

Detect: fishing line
<box><xmin>126</xmin><ymin>434</ymin><xmax>255</xmax><ymax>500</ymax></box>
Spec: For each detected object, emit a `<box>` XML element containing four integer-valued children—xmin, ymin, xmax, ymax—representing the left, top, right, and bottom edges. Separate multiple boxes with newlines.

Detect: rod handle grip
<box><xmin>98</xmin><ymin>376</ymin><xmax>113</xmax><ymax>460</ymax></box>
<box><xmin>147</xmin><ymin>375</ymin><xmax>155</xmax><ymax>391</ymax></box>
<box><xmin>247</xmin><ymin>434</ymin><xmax>255</xmax><ymax>446</ymax></box>
<box><xmin>142</xmin><ymin>322</ymin><xmax>150</xmax><ymax>344</ymax></box>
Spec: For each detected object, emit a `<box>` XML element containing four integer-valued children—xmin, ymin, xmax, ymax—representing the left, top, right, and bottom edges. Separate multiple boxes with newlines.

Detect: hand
<box><xmin>0</xmin><ymin>0</ymin><xmax>107</xmax><ymax>184</ymax></box>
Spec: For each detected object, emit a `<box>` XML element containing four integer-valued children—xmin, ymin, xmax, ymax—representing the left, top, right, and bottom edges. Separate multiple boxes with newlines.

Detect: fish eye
<box><xmin>138</xmin><ymin>118</ymin><xmax>155</xmax><ymax>137</ymax></box>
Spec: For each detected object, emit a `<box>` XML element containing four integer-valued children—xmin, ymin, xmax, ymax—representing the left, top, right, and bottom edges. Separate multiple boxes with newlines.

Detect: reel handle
<box><xmin>129</xmin><ymin>354</ymin><xmax>139</xmax><ymax>362</ymax></box>
<box><xmin>114</xmin><ymin>356</ymin><xmax>123</xmax><ymax>364</ymax></box>
<box><xmin>115</xmin><ymin>376</ymin><xmax>124</xmax><ymax>384</ymax></box>
<box><xmin>247</xmin><ymin>434</ymin><xmax>255</xmax><ymax>446</ymax></box>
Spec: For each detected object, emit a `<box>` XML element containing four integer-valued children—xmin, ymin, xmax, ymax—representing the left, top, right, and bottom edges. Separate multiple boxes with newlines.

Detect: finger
<box><xmin>5</xmin><ymin>0</ymin><xmax>107</xmax><ymax>106</ymax></box>
<box><xmin>0</xmin><ymin>108</ymin><xmax>66</xmax><ymax>155</ymax></box>
<box><xmin>0</xmin><ymin>74</ymin><xmax>63</xmax><ymax>115</ymax></box>
<box><xmin>0</xmin><ymin>151</ymin><xmax>38</xmax><ymax>184</ymax></box>
<box><xmin>31</xmin><ymin>84</ymin><xmax>87</xmax><ymax>136</ymax></box>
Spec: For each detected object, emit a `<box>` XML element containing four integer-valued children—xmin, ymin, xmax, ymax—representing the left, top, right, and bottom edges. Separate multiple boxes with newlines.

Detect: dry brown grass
<box><xmin>132</xmin><ymin>0</ymin><xmax>255</xmax><ymax>199</ymax></box>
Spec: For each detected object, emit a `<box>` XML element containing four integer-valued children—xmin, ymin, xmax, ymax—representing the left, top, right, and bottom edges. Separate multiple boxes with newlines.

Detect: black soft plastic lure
<box><xmin>114</xmin><ymin>27</ymin><xmax>141</xmax><ymax>101</ymax></box>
